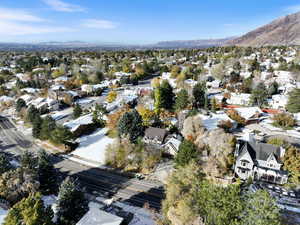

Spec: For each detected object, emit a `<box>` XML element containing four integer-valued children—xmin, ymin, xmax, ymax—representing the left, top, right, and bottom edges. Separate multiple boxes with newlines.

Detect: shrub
<box><xmin>272</xmin><ymin>113</ymin><xmax>296</xmax><ymax>130</ymax></box>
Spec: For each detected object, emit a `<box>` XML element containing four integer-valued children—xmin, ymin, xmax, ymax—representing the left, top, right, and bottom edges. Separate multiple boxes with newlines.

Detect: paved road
<box><xmin>0</xmin><ymin>116</ymin><xmax>164</xmax><ymax>210</ymax></box>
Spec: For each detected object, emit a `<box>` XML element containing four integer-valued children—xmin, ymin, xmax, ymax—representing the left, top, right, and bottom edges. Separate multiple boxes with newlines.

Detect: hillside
<box><xmin>227</xmin><ymin>11</ymin><xmax>300</xmax><ymax>46</ymax></box>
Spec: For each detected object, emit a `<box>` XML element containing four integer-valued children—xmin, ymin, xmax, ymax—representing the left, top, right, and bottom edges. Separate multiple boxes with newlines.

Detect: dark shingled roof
<box><xmin>144</xmin><ymin>127</ymin><xmax>167</xmax><ymax>143</ymax></box>
<box><xmin>239</xmin><ymin>141</ymin><xmax>282</xmax><ymax>163</ymax></box>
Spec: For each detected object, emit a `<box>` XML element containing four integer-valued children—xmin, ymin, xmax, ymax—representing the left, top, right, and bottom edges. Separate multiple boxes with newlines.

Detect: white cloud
<box><xmin>81</xmin><ymin>19</ymin><xmax>118</xmax><ymax>29</ymax></box>
<box><xmin>284</xmin><ymin>4</ymin><xmax>300</xmax><ymax>14</ymax></box>
<box><xmin>0</xmin><ymin>20</ymin><xmax>75</xmax><ymax>35</ymax></box>
<box><xmin>0</xmin><ymin>8</ymin><xmax>44</xmax><ymax>22</ymax></box>
<box><xmin>43</xmin><ymin>0</ymin><xmax>85</xmax><ymax>12</ymax></box>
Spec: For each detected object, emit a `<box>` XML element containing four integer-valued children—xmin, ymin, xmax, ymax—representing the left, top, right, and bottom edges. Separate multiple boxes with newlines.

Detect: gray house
<box><xmin>234</xmin><ymin>140</ymin><xmax>288</xmax><ymax>184</ymax></box>
<box><xmin>143</xmin><ymin>127</ymin><xmax>168</xmax><ymax>145</ymax></box>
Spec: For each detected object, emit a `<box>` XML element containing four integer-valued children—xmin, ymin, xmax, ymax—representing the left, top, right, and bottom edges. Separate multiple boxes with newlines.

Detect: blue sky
<box><xmin>0</xmin><ymin>0</ymin><xmax>300</xmax><ymax>44</ymax></box>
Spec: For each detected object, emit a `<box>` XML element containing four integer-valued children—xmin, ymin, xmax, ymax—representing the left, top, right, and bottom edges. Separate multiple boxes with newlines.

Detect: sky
<box><xmin>0</xmin><ymin>0</ymin><xmax>300</xmax><ymax>44</ymax></box>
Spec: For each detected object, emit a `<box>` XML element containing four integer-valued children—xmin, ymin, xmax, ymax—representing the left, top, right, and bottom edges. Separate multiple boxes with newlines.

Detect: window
<box><xmin>241</xmin><ymin>161</ymin><xmax>248</xmax><ymax>167</ymax></box>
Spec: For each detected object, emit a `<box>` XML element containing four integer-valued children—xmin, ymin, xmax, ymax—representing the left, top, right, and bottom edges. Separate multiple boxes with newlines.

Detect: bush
<box><xmin>227</xmin><ymin>109</ymin><xmax>246</xmax><ymax>126</ymax></box>
<box><xmin>272</xmin><ymin>113</ymin><xmax>296</xmax><ymax>130</ymax></box>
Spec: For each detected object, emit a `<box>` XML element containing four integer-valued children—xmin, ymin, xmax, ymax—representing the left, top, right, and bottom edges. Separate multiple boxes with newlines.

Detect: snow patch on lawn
<box><xmin>71</xmin><ymin>128</ymin><xmax>114</xmax><ymax>165</ymax></box>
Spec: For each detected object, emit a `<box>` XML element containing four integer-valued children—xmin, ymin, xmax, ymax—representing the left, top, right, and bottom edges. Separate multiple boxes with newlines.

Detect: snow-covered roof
<box><xmin>0</xmin><ymin>96</ymin><xmax>14</xmax><ymax>102</ymax></box>
<box><xmin>165</xmin><ymin>138</ymin><xmax>181</xmax><ymax>150</ymax></box>
<box><xmin>76</xmin><ymin>98</ymin><xmax>94</xmax><ymax>105</ymax></box>
<box><xmin>235</xmin><ymin>107</ymin><xmax>263</xmax><ymax>120</ymax></box>
<box><xmin>20</xmin><ymin>94</ymin><xmax>34</xmax><ymax>103</ymax></box>
<box><xmin>21</xmin><ymin>87</ymin><xmax>39</xmax><ymax>94</ymax></box>
<box><xmin>76</xmin><ymin>206</ymin><xmax>123</xmax><ymax>225</ymax></box>
<box><xmin>54</xmin><ymin>76</ymin><xmax>69</xmax><ymax>82</ymax></box>
<box><xmin>64</xmin><ymin>113</ymin><xmax>93</xmax><ymax>132</ymax></box>
<box><xmin>66</xmin><ymin>90</ymin><xmax>79</xmax><ymax>97</ymax></box>
<box><xmin>51</xmin><ymin>84</ymin><xmax>65</xmax><ymax>91</ymax></box>
<box><xmin>198</xmin><ymin>111</ymin><xmax>235</xmax><ymax>131</ymax></box>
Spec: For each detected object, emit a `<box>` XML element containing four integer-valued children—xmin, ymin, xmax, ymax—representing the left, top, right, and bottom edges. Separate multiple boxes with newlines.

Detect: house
<box><xmin>234</xmin><ymin>136</ymin><xmax>288</xmax><ymax>185</ymax></box>
<box><xmin>28</xmin><ymin>97</ymin><xmax>59</xmax><ymax>111</ymax></box>
<box><xmin>226</xmin><ymin>93</ymin><xmax>251</xmax><ymax>106</ymax></box>
<box><xmin>76</xmin><ymin>207</ymin><xmax>123</xmax><ymax>225</ymax></box>
<box><xmin>198</xmin><ymin>111</ymin><xmax>237</xmax><ymax>131</ymax></box>
<box><xmin>143</xmin><ymin>127</ymin><xmax>168</xmax><ymax>145</ymax></box>
<box><xmin>64</xmin><ymin>113</ymin><xmax>95</xmax><ymax>137</ymax></box>
<box><xmin>206</xmin><ymin>79</ymin><xmax>220</xmax><ymax>89</ymax></box>
<box><xmin>234</xmin><ymin>107</ymin><xmax>263</xmax><ymax>124</ymax></box>
<box><xmin>164</xmin><ymin>137</ymin><xmax>181</xmax><ymax>155</ymax></box>
<box><xmin>267</xmin><ymin>94</ymin><xmax>288</xmax><ymax>110</ymax></box>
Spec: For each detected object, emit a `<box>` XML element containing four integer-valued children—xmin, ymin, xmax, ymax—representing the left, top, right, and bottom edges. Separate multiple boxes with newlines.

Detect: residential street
<box><xmin>0</xmin><ymin>116</ymin><xmax>164</xmax><ymax>210</ymax></box>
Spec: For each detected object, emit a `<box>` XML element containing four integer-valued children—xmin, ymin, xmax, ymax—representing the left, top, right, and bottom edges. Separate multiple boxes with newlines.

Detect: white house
<box><xmin>234</xmin><ymin>107</ymin><xmax>263</xmax><ymax>123</ymax></box>
<box><xmin>268</xmin><ymin>94</ymin><xmax>288</xmax><ymax>110</ymax></box>
<box><xmin>164</xmin><ymin>138</ymin><xmax>182</xmax><ymax>156</ymax></box>
<box><xmin>234</xmin><ymin>137</ymin><xmax>288</xmax><ymax>184</ymax></box>
<box><xmin>198</xmin><ymin>111</ymin><xmax>237</xmax><ymax>131</ymax></box>
<box><xmin>226</xmin><ymin>93</ymin><xmax>251</xmax><ymax>106</ymax></box>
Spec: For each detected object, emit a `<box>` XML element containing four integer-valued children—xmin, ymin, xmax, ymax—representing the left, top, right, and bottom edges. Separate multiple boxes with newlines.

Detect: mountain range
<box><xmin>226</xmin><ymin>11</ymin><xmax>300</xmax><ymax>46</ymax></box>
<box><xmin>1</xmin><ymin>11</ymin><xmax>300</xmax><ymax>50</ymax></box>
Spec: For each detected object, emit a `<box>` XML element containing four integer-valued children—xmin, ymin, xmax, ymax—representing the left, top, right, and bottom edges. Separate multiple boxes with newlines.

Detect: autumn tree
<box><xmin>272</xmin><ymin>113</ymin><xmax>296</xmax><ymax>130</ymax></box>
<box><xmin>283</xmin><ymin>146</ymin><xmax>300</xmax><ymax>184</ymax></box>
<box><xmin>4</xmin><ymin>193</ymin><xmax>54</xmax><ymax>225</ymax></box>
<box><xmin>106</xmin><ymin>90</ymin><xmax>117</xmax><ymax>103</ymax></box>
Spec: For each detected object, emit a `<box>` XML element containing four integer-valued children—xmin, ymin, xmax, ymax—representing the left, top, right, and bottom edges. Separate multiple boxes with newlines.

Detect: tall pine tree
<box><xmin>56</xmin><ymin>177</ymin><xmax>88</xmax><ymax>225</ymax></box>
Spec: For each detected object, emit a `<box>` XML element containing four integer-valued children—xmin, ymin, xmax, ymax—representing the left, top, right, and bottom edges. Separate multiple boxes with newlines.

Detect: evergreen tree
<box><xmin>286</xmin><ymin>88</ymin><xmax>300</xmax><ymax>113</ymax></box>
<box><xmin>56</xmin><ymin>177</ymin><xmax>88</xmax><ymax>225</ymax></box>
<box><xmin>154</xmin><ymin>80</ymin><xmax>175</xmax><ymax>112</ymax></box>
<box><xmin>175</xmin><ymin>89</ymin><xmax>189</xmax><ymax>111</ymax></box>
<box><xmin>20</xmin><ymin>151</ymin><xmax>38</xmax><ymax>172</ymax></box>
<box><xmin>26</xmin><ymin>105</ymin><xmax>40</xmax><ymax>123</ymax></box>
<box><xmin>32</xmin><ymin>116</ymin><xmax>43</xmax><ymax>138</ymax></box>
<box><xmin>175</xmin><ymin>140</ymin><xmax>198</xmax><ymax>167</ymax></box>
<box><xmin>0</xmin><ymin>153</ymin><xmax>11</xmax><ymax>173</ymax></box>
<box><xmin>118</xmin><ymin>109</ymin><xmax>144</xmax><ymax>143</ymax></box>
<box><xmin>193</xmin><ymin>82</ymin><xmax>206</xmax><ymax>108</ymax></box>
<box><xmin>92</xmin><ymin>104</ymin><xmax>106</xmax><ymax>128</ymax></box>
<box><xmin>268</xmin><ymin>81</ymin><xmax>279</xmax><ymax>96</ymax></box>
<box><xmin>73</xmin><ymin>104</ymin><xmax>82</xmax><ymax>119</ymax></box>
<box><xmin>37</xmin><ymin>149</ymin><xmax>57</xmax><ymax>194</ymax></box>
<box><xmin>50</xmin><ymin>125</ymin><xmax>74</xmax><ymax>145</ymax></box>
<box><xmin>40</xmin><ymin>116</ymin><xmax>56</xmax><ymax>140</ymax></box>
<box><xmin>4</xmin><ymin>193</ymin><xmax>54</xmax><ymax>225</ymax></box>
<box><xmin>240</xmin><ymin>190</ymin><xmax>282</xmax><ymax>225</ymax></box>
<box><xmin>16</xmin><ymin>98</ymin><xmax>26</xmax><ymax>112</ymax></box>
<box><xmin>250</xmin><ymin>83</ymin><xmax>268</xmax><ymax>107</ymax></box>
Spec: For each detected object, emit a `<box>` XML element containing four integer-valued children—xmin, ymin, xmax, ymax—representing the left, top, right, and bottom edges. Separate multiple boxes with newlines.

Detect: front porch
<box><xmin>253</xmin><ymin>167</ymin><xmax>288</xmax><ymax>185</ymax></box>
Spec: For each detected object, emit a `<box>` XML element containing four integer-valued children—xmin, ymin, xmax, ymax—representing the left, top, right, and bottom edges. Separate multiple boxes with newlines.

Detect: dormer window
<box><xmin>241</xmin><ymin>160</ymin><xmax>249</xmax><ymax>167</ymax></box>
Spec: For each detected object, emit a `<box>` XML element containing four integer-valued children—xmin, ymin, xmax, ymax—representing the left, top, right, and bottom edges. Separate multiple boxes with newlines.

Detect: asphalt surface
<box><xmin>0</xmin><ymin>116</ymin><xmax>164</xmax><ymax>210</ymax></box>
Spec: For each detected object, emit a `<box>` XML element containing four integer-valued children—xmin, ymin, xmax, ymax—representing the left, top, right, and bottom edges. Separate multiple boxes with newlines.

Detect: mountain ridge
<box><xmin>226</xmin><ymin>11</ymin><xmax>300</xmax><ymax>46</ymax></box>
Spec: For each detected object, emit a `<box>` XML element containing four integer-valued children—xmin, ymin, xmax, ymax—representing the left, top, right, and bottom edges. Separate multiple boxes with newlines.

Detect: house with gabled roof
<box><xmin>234</xmin><ymin>137</ymin><xmax>288</xmax><ymax>184</ymax></box>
